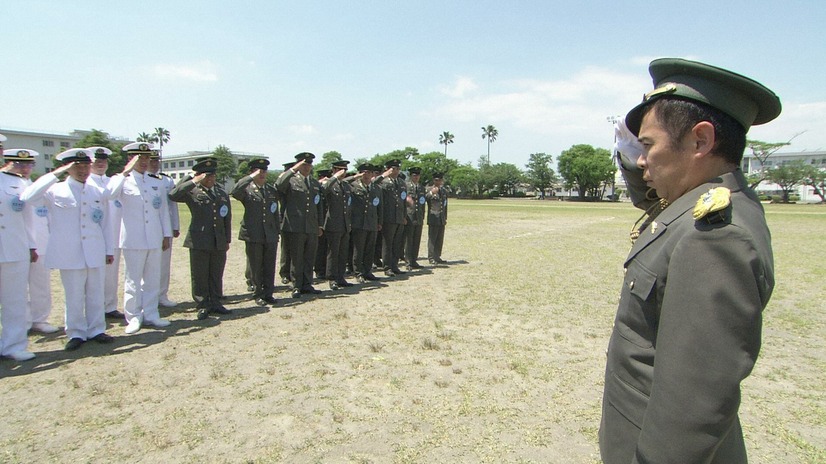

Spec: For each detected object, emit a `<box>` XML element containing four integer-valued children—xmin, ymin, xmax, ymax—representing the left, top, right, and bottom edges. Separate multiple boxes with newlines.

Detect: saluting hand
<box><xmin>192</xmin><ymin>172</ymin><xmax>207</xmax><ymax>184</ymax></box>
<box><xmin>122</xmin><ymin>155</ymin><xmax>139</xmax><ymax>175</ymax></box>
<box><xmin>53</xmin><ymin>161</ymin><xmax>75</xmax><ymax>177</ymax></box>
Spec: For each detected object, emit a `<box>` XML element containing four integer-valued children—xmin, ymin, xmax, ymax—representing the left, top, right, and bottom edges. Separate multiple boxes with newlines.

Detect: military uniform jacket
<box><xmin>0</xmin><ymin>172</ymin><xmax>36</xmax><ymax>263</ymax></box>
<box><xmin>275</xmin><ymin>169</ymin><xmax>323</xmax><ymax>234</ymax></box>
<box><xmin>426</xmin><ymin>186</ymin><xmax>448</xmax><ymax>225</ymax></box>
<box><xmin>405</xmin><ymin>181</ymin><xmax>426</xmax><ymax>225</ymax></box>
<box><xmin>90</xmin><ymin>173</ymin><xmax>123</xmax><ymax>247</ymax></box>
<box><xmin>321</xmin><ymin>176</ymin><xmax>352</xmax><ymax>233</ymax></box>
<box><xmin>158</xmin><ymin>173</ymin><xmax>181</xmax><ymax>232</ymax></box>
<box><xmin>21</xmin><ymin>173</ymin><xmax>114</xmax><ymax>269</ymax></box>
<box><xmin>169</xmin><ymin>176</ymin><xmax>232</xmax><ymax>251</ymax></box>
<box><xmin>349</xmin><ymin>177</ymin><xmax>383</xmax><ymax>231</ymax></box>
<box><xmin>231</xmin><ymin>175</ymin><xmax>280</xmax><ymax>243</ymax></box>
<box><xmin>107</xmin><ymin>172</ymin><xmax>172</xmax><ymax>249</ymax></box>
<box><xmin>380</xmin><ymin>176</ymin><xmax>406</xmax><ymax>225</ymax></box>
<box><xmin>600</xmin><ymin>169</ymin><xmax>773</xmax><ymax>464</ymax></box>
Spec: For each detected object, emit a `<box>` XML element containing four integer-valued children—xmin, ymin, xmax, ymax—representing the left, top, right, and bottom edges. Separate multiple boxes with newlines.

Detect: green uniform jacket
<box><xmin>405</xmin><ymin>181</ymin><xmax>426</xmax><ymax>225</ymax></box>
<box><xmin>168</xmin><ymin>176</ymin><xmax>232</xmax><ymax>251</ymax></box>
<box><xmin>231</xmin><ymin>175</ymin><xmax>280</xmax><ymax>243</ymax></box>
<box><xmin>599</xmin><ymin>169</ymin><xmax>773</xmax><ymax>464</ymax></box>
<box><xmin>350</xmin><ymin>177</ymin><xmax>383</xmax><ymax>231</ymax></box>
<box><xmin>321</xmin><ymin>176</ymin><xmax>352</xmax><ymax>233</ymax></box>
<box><xmin>426</xmin><ymin>186</ymin><xmax>448</xmax><ymax>225</ymax></box>
<box><xmin>275</xmin><ymin>169</ymin><xmax>323</xmax><ymax>234</ymax></box>
<box><xmin>379</xmin><ymin>176</ymin><xmax>406</xmax><ymax>225</ymax></box>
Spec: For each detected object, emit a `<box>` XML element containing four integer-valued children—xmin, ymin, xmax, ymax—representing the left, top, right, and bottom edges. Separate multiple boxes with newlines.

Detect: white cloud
<box><xmin>287</xmin><ymin>124</ymin><xmax>317</xmax><ymax>135</ymax></box>
<box><xmin>439</xmin><ymin>76</ymin><xmax>479</xmax><ymax>98</ymax></box>
<box><xmin>153</xmin><ymin>61</ymin><xmax>218</xmax><ymax>82</ymax></box>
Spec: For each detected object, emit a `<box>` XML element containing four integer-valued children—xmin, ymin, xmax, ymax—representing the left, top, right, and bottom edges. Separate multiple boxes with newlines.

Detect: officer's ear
<box><xmin>690</xmin><ymin>121</ymin><xmax>716</xmax><ymax>159</ymax></box>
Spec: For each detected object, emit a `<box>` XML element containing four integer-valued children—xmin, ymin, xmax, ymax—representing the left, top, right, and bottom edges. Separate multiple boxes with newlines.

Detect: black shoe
<box><xmin>411</xmin><ymin>263</ymin><xmax>424</xmax><ymax>269</ymax></box>
<box><xmin>255</xmin><ymin>298</ymin><xmax>268</xmax><ymax>306</ymax></box>
<box><xmin>392</xmin><ymin>268</ymin><xmax>406</xmax><ymax>275</ymax></box>
<box><xmin>211</xmin><ymin>305</ymin><xmax>231</xmax><ymax>315</ymax></box>
<box><xmin>291</xmin><ymin>289</ymin><xmax>302</xmax><ymax>299</ymax></box>
<box><xmin>329</xmin><ymin>281</ymin><xmax>339</xmax><ymax>291</ymax></box>
<box><xmin>90</xmin><ymin>333</ymin><xmax>114</xmax><ymax>344</ymax></box>
<box><xmin>105</xmin><ymin>310</ymin><xmax>124</xmax><ymax>320</ymax></box>
<box><xmin>356</xmin><ymin>275</ymin><xmax>366</xmax><ymax>284</ymax></box>
<box><xmin>301</xmin><ymin>287</ymin><xmax>322</xmax><ymax>295</ymax></box>
<box><xmin>337</xmin><ymin>280</ymin><xmax>354</xmax><ymax>287</ymax></box>
<box><xmin>364</xmin><ymin>274</ymin><xmax>380</xmax><ymax>281</ymax></box>
<box><xmin>65</xmin><ymin>337</ymin><xmax>85</xmax><ymax>351</ymax></box>
<box><xmin>436</xmin><ymin>258</ymin><xmax>447</xmax><ymax>264</ymax></box>
<box><xmin>262</xmin><ymin>296</ymin><xmax>278</xmax><ymax>305</ymax></box>
<box><xmin>247</xmin><ymin>285</ymin><xmax>255</xmax><ymax>292</ymax></box>
<box><xmin>384</xmin><ymin>270</ymin><xmax>396</xmax><ymax>277</ymax></box>
<box><xmin>428</xmin><ymin>259</ymin><xmax>436</xmax><ymax>264</ymax></box>
<box><xmin>281</xmin><ymin>277</ymin><xmax>291</xmax><ymax>285</ymax></box>
<box><xmin>197</xmin><ymin>309</ymin><xmax>209</xmax><ymax>320</ymax></box>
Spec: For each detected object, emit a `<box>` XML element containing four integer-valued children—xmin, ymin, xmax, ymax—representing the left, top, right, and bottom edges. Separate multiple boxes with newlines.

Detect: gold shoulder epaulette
<box><xmin>693</xmin><ymin>187</ymin><xmax>731</xmax><ymax>222</ymax></box>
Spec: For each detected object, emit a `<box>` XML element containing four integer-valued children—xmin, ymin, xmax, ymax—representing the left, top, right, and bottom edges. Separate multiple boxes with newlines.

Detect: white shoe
<box><xmin>145</xmin><ymin>318</ymin><xmax>171</xmax><ymax>328</ymax></box>
<box><xmin>6</xmin><ymin>351</ymin><xmax>36</xmax><ymax>362</ymax></box>
<box><xmin>125</xmin><ymin>319</ymin><xmax>142</xmax><ymax>334</ymax></box>
<box><xmin>159</xmin><ymin>298</ymin><xmax>178</xmax><ymax>308</ymax></box>
<box><xmin>31</xmin><ymin>322</ymin><xmax>60</xmax><ymax>334</ymax></box>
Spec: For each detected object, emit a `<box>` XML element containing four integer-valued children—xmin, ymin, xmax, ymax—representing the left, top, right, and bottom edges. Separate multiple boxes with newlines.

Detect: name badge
<box><xmin>314</xmin><ymin>194</ymin><xmax>320</xmax><ymax>205</ymax></box>
<box><xmin>372</xmin><ymin>197</ymin><xmax>380</xmax><ymax>206</ymax></box>
<box><xmin>11</xmin><ymin>195</ymin><xmax>25</xmax><ymax>212</ymax></box>
<box><xmin>91</xmin><ymin>208</ymin><xmax>104</xmax><ymax>224</ymax></box>
<box><xmin>418</xmin><ymin>196</ymin><xmax>425</xmax><ymax>205</ymax></box>
<box><xmin>36</xmin><ymin>206</ymin><xmax>49</xmax><ymax>217</ymax></box>
<box><xmin>152</xmin><ymin>195</ymin><xmax>162</xmax><ymax>209</ymax></box>
<box><xmin>220</xmin><ymin>205</ymin><xmax>229</xmax><ymax>217</ymax></box>
<box><xmin>400</xmin><ymin>191</ymin><xmax>407</xmax><ymax>200</ymax></box>
<box><xmin>114</xmin><ymin>200</ymin><xmax>123</xmax><ymax>208</ymax></box>
<box><xmin>270</xmin><ymin>202</ymin><xmax>277</xmax><ymax>214</ymax></box>
<box><xmin>347</xmin><ymin>196</ymin><xmax>352</xmax><ymax>206</ymax></box>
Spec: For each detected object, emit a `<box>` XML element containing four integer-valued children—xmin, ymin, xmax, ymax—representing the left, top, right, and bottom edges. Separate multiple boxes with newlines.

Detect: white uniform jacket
<box><xmin>106</xmin><ymin>172</ymin><xmax>172</xmax><ymax>250</ymax></box>
<box><xmin>0</xmin><ymin>172</ymin><xmax>36</xmax><ymax>263</ymax></box>
<box><xmin>90</xmin><ymin>173</ymin><xmax>123</xmax><ymax>247</ymax></box>
<box><xmin>21</xmin><ymin>174</ymin><xmax>114</xmax><ymax>269</ymax></box>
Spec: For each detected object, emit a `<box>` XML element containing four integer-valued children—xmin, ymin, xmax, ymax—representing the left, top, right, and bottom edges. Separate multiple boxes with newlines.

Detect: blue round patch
<box><xmin>114</xmin><ymin>200</ymin><xmax>123</xmax><ymax>208</ymax></box>
<box><xmin>152</xmin><ymin>195</ymin><xmax>162</xmax><ymax>209</ymax></box>
<box><xmin>11</xmin><ymin>195</ymin><xmax>24</xmax><ymax>212</ymax></box>
<box><xmin>270</xmin><ymin>202</ymin><xmax>277</xmax><ymax>214</ymax></box>
<box><xmin>347</xmin><ymin>196</ymin><xmax>352</xmax><ymax>206</ymax></box>
<box><xmin>400</xmin><ymin>191</ymin><xmax>407</xmax><ymax>200</ymax></box>
<box><xmin>220</xmin><ymin>205</ymin><xmax>229</xmax><ymax>217</ymax></box>
<box><xmin>418</xmin><ymin>196</ymin><xmax>425</xmax><ymax>205</ymax></box>
<box><xmin>314</xmin><ymin>194</ymin><xmax>320</xmax><ymax>205</ymax></box>
<box><xmin>36</xmin><ymin>206</ymin><xmax>49</xmax><ymax>217</ymax></box>
<box><xmin>372</xmin><ymin>197</ymin><xmax>380</xmax><ymax>206</ymax></box>
<box><xmin>91</xmin><ymin>208</ymin><xmax>104</xmax><ymax>224</ymax></box>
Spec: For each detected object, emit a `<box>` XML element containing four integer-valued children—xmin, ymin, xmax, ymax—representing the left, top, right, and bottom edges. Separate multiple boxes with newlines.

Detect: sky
<box><xmin>3</xmin><ymin>0</ymin><xmax>826</xmax><ymax>169</ymax></box>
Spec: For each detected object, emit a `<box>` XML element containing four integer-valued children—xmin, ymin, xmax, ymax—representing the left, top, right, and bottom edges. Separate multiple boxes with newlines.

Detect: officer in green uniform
<box><xmin>404</xmin><ymin>166</ymin><xmax>426</xmax><ymax>270</ymax></box>
<box><xmin>425</xmin><ymin>173</ymin><xmax>448</xmax><ymax>264</ymax></box>
<box><xmin>349</xmin><ymin>163</ymin><xmax>384</xmax><ymax>283</ymax></box>
<box><xmin>275</xmin><ymin>153</ymin><xmax>324</xmax><ymax>298</ymax></box>
<box><xmin>313</xmin><ymin>169</ymin><xmax>332</xmax><ymax>280</ymax></box>
<box><xmin>168</xmin><ymin>157</ymin><xmax>232</xmax><ymax>320</ymax></box>
<box><xmin>379</xmin><ymin>159</ymin><xmax>407</xmax><ymax>276</ymax></box>
<box><xmin>231</xmin><ymin>158</ymin><xmax>280</xmax><ymax>307</ymax></box>
<box><xmin>278</xmin><ymin>161</ymin><xmax>294</xmax><ymax>285</ymax></box>
<box><xmin>599</xmin><ymin>58</ymin><xmax>781</xmax><ymax>464</ymax></box>
<box><xmin>321</xmin><ymin>160</ymin><xmax>353</xmax><ymax>290</ymax></box>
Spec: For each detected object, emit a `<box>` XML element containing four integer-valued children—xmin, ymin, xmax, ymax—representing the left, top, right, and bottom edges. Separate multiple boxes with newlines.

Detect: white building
<box><xmin>741</xmin><ymin>150</ymin><xmax>826</xmax><ymax>202</ymax></box>
<box><xmin>161</xmin><ymin>150</ymin><xmax>265</xmax><ymax>190</ymax></box>
<box><xmin>0</xmin><ymin>128</ymin><xmax>131</xmax><ymax>175</ymax></box>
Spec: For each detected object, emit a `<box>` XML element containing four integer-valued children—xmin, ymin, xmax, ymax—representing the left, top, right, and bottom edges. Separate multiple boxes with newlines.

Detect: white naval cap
<box><xmin>3</xmin><ymin>148</ymin><xmax>39</xmax><ymax>161</ymax></box>
<box><xmin>122</xmin><ymin>142</ymin><xmax>155</xmax><ymax>154</ymax></box>
<box><xmin>56</xmin><ymin>148</ymin><xmax>93</xmax><ymax>164</ymax></box>
<box><xmin>87</xmin><ymin>146</ymin><xmax>113</xmax><ymax>159</ymax></box>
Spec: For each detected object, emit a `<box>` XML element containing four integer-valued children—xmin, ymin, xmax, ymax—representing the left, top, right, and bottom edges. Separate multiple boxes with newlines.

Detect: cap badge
<box><xmin>139</xmin><ymin>143</ymin><xmax>149</xmax><ymax>151</ymax></box>
<box><xmin>693</xmin><ymin>187</ymin><xmax>731</xmax><ymax>221</ymax></box>
<box><xmin>644</xmin><ymin>83</ymin><xmax>678</xmax><ymax>101</ymax></box>
<box><xmin>17</xmin><ymin>150</ymin><xmax>30</xmax><ymax>158</ymax></box>
<box><xmin>96</xmin><ymin>148</ymin><xmax>105</xmax><ymax>154</ymax></box>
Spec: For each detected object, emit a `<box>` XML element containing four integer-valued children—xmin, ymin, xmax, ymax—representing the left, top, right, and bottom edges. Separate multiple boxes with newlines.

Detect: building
<box><xmin>742</xmin><ymin>150</ymin><xmax>826</xmax><ymax>202</ymax></box>
<box><xmin>161</xmin><ymin>150</ymin><xmax>265</xmax><ymax>190</ymax></box>
<box><xmin>0</xmin><ymin>128</ymin><xmax>133</xmax><ymax>175</ymax></box>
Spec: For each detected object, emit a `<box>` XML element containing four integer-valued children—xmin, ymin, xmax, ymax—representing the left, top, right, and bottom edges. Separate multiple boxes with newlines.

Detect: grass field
<box><xmin>1</xmin><ymin>199</ymin><xmax>824</xmax><ymax>463</ymax></box>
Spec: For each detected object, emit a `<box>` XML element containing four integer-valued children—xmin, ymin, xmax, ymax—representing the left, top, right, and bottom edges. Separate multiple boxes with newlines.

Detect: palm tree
<box><xmin>481</xmin><ymin>125</ymin><xmax>498</xmax><ymax>165</ymax></box>
<box><xmin>152</xmin><ymin>127</ymin><xmax>171</xmax><ymax>156</ymax></box>
<box><xmin>136</xmin><ymin>132</ymin><xmax>154</xmax><ymax>143</ymax></box>
<box><xmin>439</xmin><ymin>131</ymin><xmax>455</xmax><ymax>156</ymax></box>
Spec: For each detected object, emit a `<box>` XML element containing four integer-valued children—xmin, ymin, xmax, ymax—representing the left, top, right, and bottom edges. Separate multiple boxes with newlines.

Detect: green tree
<box><xmin>802</xmin><ymin>165</ymin><xmax>826</xmax><ymax>203</ymax></box>
<box><xmin>481</xmin><ymin>124</ymin><xmax>498</xmax><ymax>164</ymax></box>
<box><xmin>369</xmin><ymin>147</ymin><xmax>417</xmax><ymax>172</ymax></box>
<box><xmin>439</xmin><ymin>131</ymin><xmax>454</xmax><ymax>157</ymax></box>
<box><xmin>489</xmin><ymin>163</ymin><xmax>523</xmax><ymax>196</ymax></box>
<box><xmin>152</xmin><ymin>127</ymin><xmax>171</xmax><ymax>156</ymax></box>
<box><xmin>72</xmin><ymin>128</ymin><xmax>128</xmax><ymax>175</ymax></box>
<box><xmin>745</xmin><ymin>139</ymin><xmax>791</xmax><ymax>189</ymax></box>
<box><xmin>136</xmin><ymin>132</ymin><xmax>154</xmax><ymax>143</ymax></box>
<box><xmin>410</xmin><ymin>151</ymin><xmax>459</xmax><ymax>185</ymax></box>
<box><xmin>448</xmin><ymin>164</ymin><xmax>480</xmax><ymax>196</ymax></box>
<box><xmin>557</xmin><ymin>144</ymin><xmax>615</xmax><ymax>200</ymax></box>
<box><xmin>765</xmin><ymin>160</ymin><xmax>809</xmax><ymax>203</ymax></box>
<box><xmin>211</xmin><ymin>144</ymin><xmax>237</xmax><ymax>184</ymax></box>
<box><xmin>525</xmin><ymin>152</ymin><xmax>557</xmax><ymax>198</ymax></box>
<box><xmin>317</xmin><ymin>151</ymin><xmax>343</xmax><ymax>171</ymax></box>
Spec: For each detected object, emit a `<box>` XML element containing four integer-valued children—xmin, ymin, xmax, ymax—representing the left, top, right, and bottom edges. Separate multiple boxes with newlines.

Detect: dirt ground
<box><xmin>1</xmin><ymin>199</ymin><xmax>824</xmax><ymax>463</ymax></box>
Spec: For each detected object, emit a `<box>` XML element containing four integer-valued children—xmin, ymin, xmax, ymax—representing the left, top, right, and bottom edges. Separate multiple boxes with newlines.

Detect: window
<box><xmin>60</xmin><ymin>142</ymin><xmax>70</xmax><ymax>148</ymax></box>
<box><xmin>163</xmin><ymin>162</ymin><xmax>169</xmax><ymax>169</ymax></box>
<box><xmin>44</xmin><ymin>154</ymin><xmax>51</xmax><ymax>160</ymax></box>
<box><xmin>45</xmin><ymin>167</ymin><xmax>53</xmax><ymax>173</ymax></box>
<box><xmin>187</xmin><ymin>160</ymin><xmax>194</xmax><ymax>166</ymax></box>
<box><xmin>179</xmin><ymin>161</ymin><xmax>185</xmax><ymax>167</ymax></box>
<box><xmin>42</xmin><ymin>140</ymin><xmax>54</xmax><ymax>147</ymax></box>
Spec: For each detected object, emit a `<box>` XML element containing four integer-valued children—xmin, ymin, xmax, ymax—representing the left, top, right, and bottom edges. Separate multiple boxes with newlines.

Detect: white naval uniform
<box><xmin>90</xmin><ymin>173</ymin><xmax>123</xmax><ymax>314</ymax></box>
<box><xmin>25</xmin><ymin>177</ymin><xmax>53</xmax><ymax>327</ymax></box>
<box><xmin>0</xmin><ymin>172</ymin><xmax>37</xmax><ymax>357</ymax></box>
<box><xmin>156</xmin><ymin>173</ymin><xmax>180</xmax><ymax>302</ymax></box>
<box><xmin>21</xmin><ymin>174</ymin><xmax>114</xmax><ymax>340</ymax></box>
<box><xmin>106</xmin><ymin>172</ymin><xmax>172</xmax><ymax>324</ymax></box>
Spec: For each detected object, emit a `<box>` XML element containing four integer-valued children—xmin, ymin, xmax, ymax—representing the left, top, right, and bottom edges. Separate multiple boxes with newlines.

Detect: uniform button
<box><xmin>628</xmin><ymin>280</ymin><xmax>635</xmax><ymax>290</ymax></box>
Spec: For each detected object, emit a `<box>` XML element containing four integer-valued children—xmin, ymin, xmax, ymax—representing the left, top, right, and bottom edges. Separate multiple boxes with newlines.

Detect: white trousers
<box><xmin>104</xmin><ymin>248</ymin><xmax>121</xmax><ymax>314</ymax></box>
<box><xmin>60</xmin><ymin>267</ymin><xmax>106</xmax><ymax>340</ymax></box>
<box><xmin>159</xmin><ymin>244</ymin><xmax>172</xmax><ymax>301</ymax></box>
<box><xmin>122</xmin><ymin>248</ymin><xmax>162</xmax><ymax>324</ymax></box>
<box><xmin>28</xmin><ymin>255</ymin><xmax>52</xmax><ymax>325</ymax></box>
<box><xmin>1</xmin><ymin>260</ymin><xmax>30</xmax><ymax>356</ymax></box>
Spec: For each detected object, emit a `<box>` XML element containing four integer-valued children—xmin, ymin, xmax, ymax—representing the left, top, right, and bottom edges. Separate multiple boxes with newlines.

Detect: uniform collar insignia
<box><xmin>693</xmin><ymin>187</ymin><xmax>731</xmax><ymax>221</ymax></box>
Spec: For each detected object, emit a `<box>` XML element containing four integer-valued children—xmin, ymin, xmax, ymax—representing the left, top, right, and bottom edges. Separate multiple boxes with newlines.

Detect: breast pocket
<box><xmin>616</xmin><ymin>262</ymin><xmax>658</xmax><ymax>349</ymax></box>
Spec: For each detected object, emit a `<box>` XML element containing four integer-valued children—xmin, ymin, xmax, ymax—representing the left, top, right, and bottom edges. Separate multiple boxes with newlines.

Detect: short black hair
<box><xmin>644</xmin><ymin>98</ymin><xmax>747</xmax><ymax>165</ymax></box>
